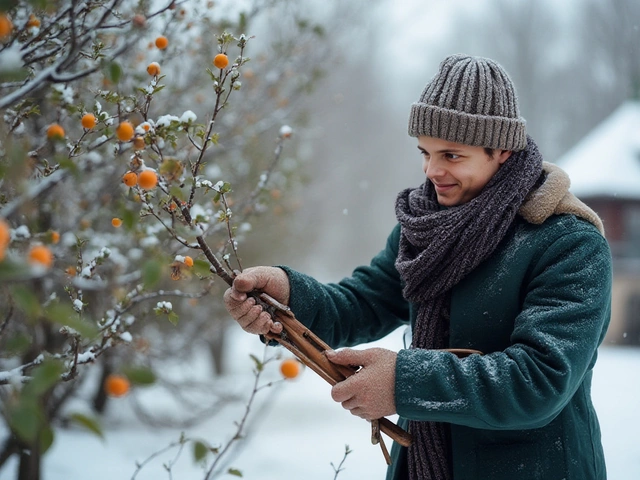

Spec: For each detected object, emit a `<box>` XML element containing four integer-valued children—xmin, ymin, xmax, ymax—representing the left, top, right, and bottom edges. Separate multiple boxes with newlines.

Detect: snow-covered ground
<box><xmin>1</xmin><ymin>328</ymin><xmax>639</xmax><ymax>480</ymax></box>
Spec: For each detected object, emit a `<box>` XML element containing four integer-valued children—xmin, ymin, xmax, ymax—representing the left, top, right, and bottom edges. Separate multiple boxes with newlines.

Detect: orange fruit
<box><xmin>26</xmin><ymin>14</ymin><xmax>40</xmax><ymax>28</ymax></box>
<box><xmin>111</xmin><ymin>218</ymin><xmax>122</xmax><ymax>228</ymax></box>
<box><xmin>81</xmin><ymin>113</ymin><xmax>97</xmax><ymax>129</ymax></box>
<box><xmin>46</xmin><ymin>124</ymin><xmax>65</xmax><ymax>140</ymax></box>
<box><xmin>104</xmin><ymin>374</ymin><xmax>130</xmax><ymax>397</ymax></box>
<box><xmin>0</xmin><ymin>219</ymin><xmax>9</xmax><ymax>247</ymax></box>
<box><xmin>137</xmin><ymin>170</ymin><xmax>157</xmax><ymax>190</ymax></box>
<box><xmin>133</xmin><ymin>136</ymin><xmax>145</xmax><ymax>150</ymax></box>
<box><xmin>116</xmin><ymin>121</ymin><xmax>134</xmax><ymax>142</ymax></box>
<box><xmin>65</xmin><ymin>266</ymin><xmax>77</xmax><ymax>276</ymax></box>
<box><xmin>155</xmin><ymin>35</ymin><xmax>168</xmax><ymax>49</ymax></box>
<box><xmin>28</xmin><ymin>245</ymin><xmax>53</xmax><ymax>268</ymax></box>
<box><xmin>280</xmin><ymin>358</ymin><xmax>301</xmax><ymax>379</ymax></box>
<box><xmin>146</xmin><ymin>62</ymin><xmax>160</xmax><ymax>76</ymax></box>
<box><xmin>50</xmin><ymin>231</ymin><xmax>60</xmax><ymax>244</ymax></box>
<box><xmin>0</xmin><ymin>219</ymin><xmax>9</xmax><ymax>261</ymax></box>
<box><xmin>183</xmin><ymin>256</ymin><xmax>194</xmax><ymax>267</ymax></box>
<box><xmin>122</xmin><ymin>171</ymin><xmax>138</xmax><ymax>187</ymax></box>
<box><xmin>0</xmin><ymin>14</ymin><xmax>12</xmax><ymax>39</ymax></box>
<box><xmin>213</xmin><ymin>53</ymin><xmax>229</xmax><ymax>69</ymax></box>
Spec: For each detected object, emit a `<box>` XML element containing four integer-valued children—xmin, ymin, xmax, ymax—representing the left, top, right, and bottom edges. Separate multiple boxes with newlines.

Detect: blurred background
<box><xmin>1</xmin><ymin>0</ymin><xmax>639</xmax><ymax>478</ymax></box>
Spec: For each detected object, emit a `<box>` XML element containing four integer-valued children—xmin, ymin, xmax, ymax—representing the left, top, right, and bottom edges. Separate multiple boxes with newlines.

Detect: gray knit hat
<box><xmin>408</xmin><ymin>54</ymin><xmax>527</xmax><ymax>151</ymax></box>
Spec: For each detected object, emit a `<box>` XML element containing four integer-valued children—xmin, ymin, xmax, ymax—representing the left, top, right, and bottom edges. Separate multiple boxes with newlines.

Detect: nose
<box><xmin>425</xmin><ymin>156</ymin><xmax>444</xmax><ymax>180</ymax></box>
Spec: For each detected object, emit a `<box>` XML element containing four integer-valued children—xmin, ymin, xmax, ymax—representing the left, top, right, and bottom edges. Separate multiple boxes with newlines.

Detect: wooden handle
<box><xmin>261</xmin><ymin>299</ymin><xmax>414</xmax><ymax>448</ymax></box>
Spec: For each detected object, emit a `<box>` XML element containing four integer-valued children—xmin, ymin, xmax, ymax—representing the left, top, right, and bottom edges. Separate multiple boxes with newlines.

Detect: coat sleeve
<box><xmin>394</xmin><ymin>226</ymin><xmax>612</xmax><ymax>430</ymax></box>
<box><xmin>279</xmin><ymin>224</ymin><xmax>410</xmax><ymax>348</ymax></box>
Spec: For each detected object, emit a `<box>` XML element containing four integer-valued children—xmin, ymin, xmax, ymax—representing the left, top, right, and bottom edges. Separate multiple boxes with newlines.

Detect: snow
<box><xmin>52</xmin><ymin>84</ymin><xmax>74</xmax><ymax>105</ymax></box>
<box><xmin>155</xmin><ymin>301</ymin><xmax>172</xmax><ymax>311</ymax></box>
<box><xmin>72</xmin><ymin>299</ymin><xmax>84</xmax><ymax>312</ymax></box>
<box><xmin>76</xmin><ymin>351</ymin><xmax>96</xmax><ymax>364</ymax></box>
<box><xmin>555</xmin><ymin>101</ymin><xmax>640</xmax><ymax>199</ymax></box>
<box><xmin>0</xmin><ymin>44</ymin><xmax>23</xmax><ymax>72</ymax></box>
<box><xmin>279</xmin><ymin>124</ymin><xmax>293</xmax><ymax>137</ymax></box>
<box><xmin>119</xmin><ymin>332</ymin><xmax>133</xmax><ymax>343</ymax></box>
<box><xmin>1</xmin><ymin>329</ymin><xmax>638</xmax><ymax>480</ymax></box>
<box><xmin>10</xmin><ymin>225</ymin><xmax>30</xmax><ymax>240</ymax></box>
<box><xmin>156</xmin><ymin>114</ymin><xmax>180</xmax><ymax>128</ymax></box>
<box><xmin>180</xmin><ymin>110</ymin><xmax>197</xmax><ymax>123</ymax></box>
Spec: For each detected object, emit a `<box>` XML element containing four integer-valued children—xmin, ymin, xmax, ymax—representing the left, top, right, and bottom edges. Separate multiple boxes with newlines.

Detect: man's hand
<box><xmin>223</xmin><ymin>266</ymin><xmax>290</xmax><ymax>335</ymax></box>
<box><xmin>327</xmin><ymin>347</ymin><xmax>397</xmax><ymax>421</ymax></box>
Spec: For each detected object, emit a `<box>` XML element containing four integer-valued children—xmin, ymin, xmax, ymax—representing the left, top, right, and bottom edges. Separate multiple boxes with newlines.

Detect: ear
<box><xmin>497</xmin><ymin>150</ymin><xmax>512</xmax><ymax>165</ymax></box>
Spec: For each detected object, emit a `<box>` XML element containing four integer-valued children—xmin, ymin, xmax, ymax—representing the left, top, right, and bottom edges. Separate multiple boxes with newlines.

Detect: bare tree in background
<box><xmin>575</xmin><ymin>0</ymin><xmax>640</xmax><ymax>113</ymax></box>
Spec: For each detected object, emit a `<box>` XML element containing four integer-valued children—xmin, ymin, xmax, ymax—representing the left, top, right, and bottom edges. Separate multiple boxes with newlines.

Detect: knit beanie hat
<box><xmin>408</xmin><ymin>54</ymin><xmax>527</xmax><ymax>151</ymax></box>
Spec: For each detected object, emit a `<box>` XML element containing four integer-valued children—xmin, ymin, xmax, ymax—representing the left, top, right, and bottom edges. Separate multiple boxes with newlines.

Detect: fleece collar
<box><xmin>518</xmin><ymin>162</ymin><xmax>605</xmax><ymax>236</ymax></box>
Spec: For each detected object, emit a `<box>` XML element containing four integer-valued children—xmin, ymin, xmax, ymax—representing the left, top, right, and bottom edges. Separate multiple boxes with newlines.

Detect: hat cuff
<box><xmin>408</xmin><ymin>103</ymin><xmax>527</xmax><ymax>151</ymax></box>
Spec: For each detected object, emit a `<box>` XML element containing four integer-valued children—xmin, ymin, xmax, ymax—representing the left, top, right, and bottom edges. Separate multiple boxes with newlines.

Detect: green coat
<box><xmin>283</xmin><ymin>213</ymin><xmax>612</xmax><ymax>480</ymax></box>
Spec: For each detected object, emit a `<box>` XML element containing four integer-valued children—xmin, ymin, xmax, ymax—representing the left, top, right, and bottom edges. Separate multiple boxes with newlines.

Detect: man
<box><xmin>224</xmin><ymin>54</ymin><xmax>612</xmax><ymax>480</ymax></box>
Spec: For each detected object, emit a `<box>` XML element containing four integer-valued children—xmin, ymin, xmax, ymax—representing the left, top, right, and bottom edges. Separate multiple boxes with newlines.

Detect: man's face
<box><xmin>417</xmin><ymin>136</ymin><xmax>512</xmax><ymax>206</ymax></box>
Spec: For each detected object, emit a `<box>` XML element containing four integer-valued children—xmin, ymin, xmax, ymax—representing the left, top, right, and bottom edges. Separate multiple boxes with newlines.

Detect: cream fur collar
<box><xmin>518</xmin><ymin>162</ymin><xmax>605</xmax><ymax>236</ymax></box>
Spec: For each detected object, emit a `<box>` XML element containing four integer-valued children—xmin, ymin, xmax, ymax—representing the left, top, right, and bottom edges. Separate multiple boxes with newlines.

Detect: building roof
<box><xmin>555</xmin><ymin>100</ymin><xmax>640</xmax><ymax>200</ymax></box>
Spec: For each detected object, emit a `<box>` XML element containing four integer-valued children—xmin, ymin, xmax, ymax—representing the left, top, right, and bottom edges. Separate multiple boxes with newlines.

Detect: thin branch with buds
<box><xmin>205</xmin><ymin>345</ymin><xmax>279</xmax><ymax>479</ymax></box>
<box><xmin>331</xmin><ymin>445</ymin><xmax>353</xmax><ymax>480</ymax></box>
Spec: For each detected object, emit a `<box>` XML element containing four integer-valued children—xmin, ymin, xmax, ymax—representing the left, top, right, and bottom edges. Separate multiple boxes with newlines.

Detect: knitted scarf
<box><xmin>394</xmin><ymin>135</ymin><xmax>543</xmax><ymax>480</ymax></box>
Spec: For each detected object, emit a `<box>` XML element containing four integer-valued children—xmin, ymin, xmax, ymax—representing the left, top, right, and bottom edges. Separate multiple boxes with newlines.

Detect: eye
<box><xmin>445</xmin><ymin>153</ymin><xmax>460</xmax><ymax>160</ymax></box>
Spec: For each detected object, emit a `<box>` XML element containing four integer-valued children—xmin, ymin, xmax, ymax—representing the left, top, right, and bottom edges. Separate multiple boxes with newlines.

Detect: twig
<box><xmin>131</xmin><ymin>435</ymin><xmax>187</xmax><ymax>480</ymax></box>
<box><xmin>331</xmin><ymin>445</ymin><xmax>353</xmax><ymax>480</ymax></box>
<box><xmin>204</xmin><ymin>344</ymin><xmax>272</xmax><ymax>479</ymax></box>
<box><xmin>0</xmin><ymin>302</ymin><xmax>13</xmax><ymax>339</ymax></box>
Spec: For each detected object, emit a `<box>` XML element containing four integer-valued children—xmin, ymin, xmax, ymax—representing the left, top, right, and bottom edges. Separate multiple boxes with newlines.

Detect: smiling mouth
<box><xmin>433</xmin><ymin>183</ymin><xmax>456</xmax><ymax>192</ymax></box>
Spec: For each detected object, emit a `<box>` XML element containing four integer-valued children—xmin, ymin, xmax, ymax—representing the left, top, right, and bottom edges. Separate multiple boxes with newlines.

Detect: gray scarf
<box><xmin>395</xmin><ymin>135</ymin><xmax>543</xmax><ymax>480</ymax></box>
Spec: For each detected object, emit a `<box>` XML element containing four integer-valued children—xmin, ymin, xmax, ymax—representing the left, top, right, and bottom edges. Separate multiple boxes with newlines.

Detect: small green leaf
<box><xmin>25</xmin><ymin>359</ymin><xmax>64</xmax><ymax>396</ymax></box>
<box><xmin>45</xmin><ymin>303</ymin><xmax>99</xmax><ymax>339</ymax></box>
<box><xmin>122</xmin><ymin>208</ymin><xmax>137</xmax><ymax>230</ymax></box>
<box><xmin>238</xmin><ymin>12</ymin><xmax>247</xmax><ymax>32</ymax></box>
<box><xmin>193</xmin><ymin>440</ymin><xmax>209</xmax><ymax>462</ymax></box>
<box><xmin>40</xmin><ymin>425</ymin><xmax>55</xmax><ymax>453</ymax></box>
<box><xmin>3</xmin><ymin>333</ymin><xmax>31</xmax><ymax>356</ymax></box>
<box><xmin>8</xmin><ymin>400</ymin><xmax>43</xmax><ymax>444</ymax></box>
<box><xmin>227</xmin><ymin>468</ymin><xmax>243</xmax><ymax>477</ymax></box>
<box><xmin>69</xmin><ymin>413</ymin><xmax>104</xmax><ymax>439</ymax></box>
<box><xmin>26</xmin><ymin>0</ymin><xmax>47</xmax><ymax>8</ymax></box>
<box><xmin>108</xmin><ymin>62</ymin><xmax>122</xmax><ymax>84</ymax></box>
<box><xmin>249</xmin><ymin>354</ymin><xmax>263</xmax><ymax>372</ymax></box>
<box><xmin>122</xmin><ymin>366</ymin><xmax>156</xmax><ymax>386</ymax></box>
<box><xmin>169</xmin><ymin>185</ymin><xmax>185</xmax><ymax>201</ymax></box>
<box><xmin>312</xmin><ymin>25</ymin><xmax>325</xmax><ymax>37</ymax></box>
<box><xmin>193</xmin><ymin>259</ymin><xmax>211</xmax><ymax>277</ymax></box>
<box><xmin>58</xmin><ymin>158</ymin><xmax>80</xmax><ymax>176</ymax></box>
<box><xmin>142</xmin><ymin>259</ymin><xmax>162</xmax><ymax>288</ymax></box>
<box><xmin>167</xmin><ymin>311</ymin><xmax>179</xmax><ymax>326</ymax></box>
<box><xmin>0</xmin><ymin>1</ymin><xmax>19</xmax><ymax>13</ymax></box>
<box><xmin>11</xmin><ymin>285</ymin><xmax>41</xmax><ymax>319</ymax></box>
<box><xmin>0</xmin><ymin>67</ymin><xmax>29</xmax><ymax>83</ymax></box>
